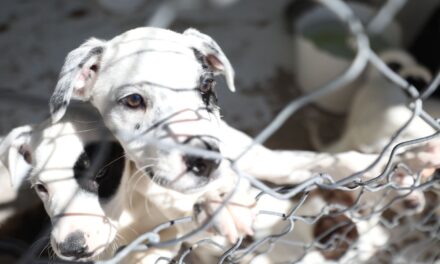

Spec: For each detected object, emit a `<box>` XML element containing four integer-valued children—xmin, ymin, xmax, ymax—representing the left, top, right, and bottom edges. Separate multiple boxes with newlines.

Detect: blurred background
<box><xmin>1</xmin><ymin>0</ymin><xmax>439</xmax><ymax>149</ymax></box>
<box><xmin>1</xmin><ymin>0</ymin><xmax>440</xmax><ymax>262</ymax></box>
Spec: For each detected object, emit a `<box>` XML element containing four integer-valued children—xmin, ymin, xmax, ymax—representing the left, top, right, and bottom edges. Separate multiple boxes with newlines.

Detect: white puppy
<box><xmin>50</xmin><ymin>27</ymin><xmax>234</xmax><ymax>193</ymax></box>
<box><xmin>0</xmin><ymin>106</ymin><xmax>198</xmax><ymax>262</ymax></box>
<box><xmin>244</xmin><ymin>163</ymin><xmax>431</xmax><ymax>264</ymax></box>
<box><xmin>324</xmin><ymin>50</ymin><xmax>439</xmax><ymax>153</ymax></box>
<box><xmin>47</xmin><ymin>27</ymin><xmax>408</xmax><ymax>194</ymax></box>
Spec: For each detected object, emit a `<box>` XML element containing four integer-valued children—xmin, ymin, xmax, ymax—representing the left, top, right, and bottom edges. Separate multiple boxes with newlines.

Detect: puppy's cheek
<box><xmin>88</xmin><ymin>221</ymin><xmax>119</xmax><ymax>256</ymax></box>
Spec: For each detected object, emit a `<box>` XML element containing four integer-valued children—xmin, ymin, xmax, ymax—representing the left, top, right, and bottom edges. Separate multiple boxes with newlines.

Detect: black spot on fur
<box><xmin>73</xmin><ymin>142</ymin><xmax>125</xmax><ymax>201</ymax></box>
<box><xmin>192</xmin><ymin>49</ymin><xmax>219</xmax><ymax>112</ymax></box>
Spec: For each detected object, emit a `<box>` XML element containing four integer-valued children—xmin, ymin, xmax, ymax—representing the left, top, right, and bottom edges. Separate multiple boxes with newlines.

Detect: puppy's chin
<box><xmin>53</xmin><ymin>247</ymin><xmax>106</xmax><ymax>262</ymax></box>
<box><xmin>145</xmin><ymin>167</ymin><xmax>214</xmax><ymax>194</ymax></box>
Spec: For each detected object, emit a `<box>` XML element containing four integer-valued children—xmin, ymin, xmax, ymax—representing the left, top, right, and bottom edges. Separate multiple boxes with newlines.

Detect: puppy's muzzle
<box><xmin>56</xmin><ymin>231</ymin><xmax>92</xmax><ymax>259</ymax></box>
<box><xmin>183</xmin><ymin>138</ymin><xmax>221</xmax><ymax>178</ymax></box>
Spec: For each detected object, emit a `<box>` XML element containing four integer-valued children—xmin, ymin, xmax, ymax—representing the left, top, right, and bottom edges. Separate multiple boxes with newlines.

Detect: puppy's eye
<box><xmin>200</xmin><ymin>78</ymin><xmax>215</xmax><ymax>93</ymax></box>
<box><xmin>95</xmin><ymin>167</ymin><xmax>109</xmax><ymax>183</ymax></box>
<box><xmin>119</xmin><ymin>94</ymin><xmax>146</xmax><ymax>109</ymax></box>
<box><xmin>75</xmin><ymin>155</ymin><xmax>90</xmax><ymax>171</ymax></box>
<box><xmin>34</xmin><ymin>183</ymin><xmax>49</xmax><ymax>197</ymax></box>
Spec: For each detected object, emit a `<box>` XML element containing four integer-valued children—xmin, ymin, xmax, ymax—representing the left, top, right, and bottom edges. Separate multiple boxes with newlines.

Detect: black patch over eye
<box><xmin>119</xmin><ymin>94</ymin><xmax>146</xmax><ymax>109</ymax></box>
<box><xmin>199</xmin><ymin>75</ymin><xmax>218</xmax><ymax>109</ymax></box>
<box><xmin>74</xmin><ymin>142</ymin><xmax>125</xmax><ymax>201</ymax></box>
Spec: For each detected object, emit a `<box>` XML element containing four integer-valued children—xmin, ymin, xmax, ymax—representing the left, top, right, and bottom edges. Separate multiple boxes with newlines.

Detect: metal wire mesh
<box><xmin>2</xmin><ymin>0</ymin><xmax>440</xmax><ymax>263</ymax></box>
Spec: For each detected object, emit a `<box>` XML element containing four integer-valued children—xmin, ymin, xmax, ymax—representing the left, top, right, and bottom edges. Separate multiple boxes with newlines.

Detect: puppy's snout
<box><xmin>183</xmin><ymin>140</ymin><xmax>221</xmax><ymax>178</ymax></box>
<box><xmin>57</xmin><ymin>231</ymin><xmax>90</xmax><ymax>258</ymax></box>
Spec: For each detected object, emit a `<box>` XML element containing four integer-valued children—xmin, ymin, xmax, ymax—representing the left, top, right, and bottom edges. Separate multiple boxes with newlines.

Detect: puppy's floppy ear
<box><xmin>0</xmin><ymin>125</ymin><xmax>33</xmax><ymax>188</ymax></box>
<box><xmin>184</xmin><ymin>28</ymin><xmax>236</xmax><ymax>92</ymax></box>
<box><xmin>50</xmin><ymin>38</ymin><xmax>106</xmax><ymax>123</ymax></box>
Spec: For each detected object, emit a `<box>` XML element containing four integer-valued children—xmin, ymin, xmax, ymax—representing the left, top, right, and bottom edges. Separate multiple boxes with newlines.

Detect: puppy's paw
<box><xmin>401</xmin><ymin>140</ymin><xmax>440</xmax><ymax>176</ymax></box>
<box><xmin>225</xmin><ymin>194</ymin><xmax>256</xmax><ymax>239</ymax></box>
<box><xmin>194</xmin><ymin>192</ymin><xmax>256</xmax><ymax>243</ymax></box>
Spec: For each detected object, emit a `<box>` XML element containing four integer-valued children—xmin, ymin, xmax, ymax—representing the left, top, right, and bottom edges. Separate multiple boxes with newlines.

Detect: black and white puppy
<box><xmin>0</xmin><ymin>105</ymin><xmax>193</xmax><ymax>262</ymax></box>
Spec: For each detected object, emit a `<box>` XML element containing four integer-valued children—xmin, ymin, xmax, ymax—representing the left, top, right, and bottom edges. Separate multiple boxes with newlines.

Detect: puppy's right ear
<box><xmin>0</xmin><ymin>125</ymin><xmax>33</xmax><ymax>188</ymax></box>
<box><xmin>50</xmin><ymin>38</ymin><xmax>106</xmax><ymax>123</ymax></box>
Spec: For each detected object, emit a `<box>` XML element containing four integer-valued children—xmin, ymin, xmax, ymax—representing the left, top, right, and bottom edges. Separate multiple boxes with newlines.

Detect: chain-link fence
<box><xmin>1</xmin><ymin>0</ymin><xmax>440</xmax><ymax>263</ymax></box>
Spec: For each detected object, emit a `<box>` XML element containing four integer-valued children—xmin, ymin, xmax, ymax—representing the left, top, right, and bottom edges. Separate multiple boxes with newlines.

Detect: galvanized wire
<box><xmin>1</xmin><ymin>0</ymin><xmax>440</xmax><ymax>263</ymax></box>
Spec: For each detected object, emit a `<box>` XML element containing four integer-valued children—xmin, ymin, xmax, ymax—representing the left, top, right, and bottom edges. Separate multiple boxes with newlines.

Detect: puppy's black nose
<box><xmin>183</xmin><ymin>137</ymin><xmax>221</xmax><ymax>178</ymax></box>
<box><xmin>185</xmin><ymin>153</ymin><xmax>221</xmax><ymax>177</ymax></box>
<box><xmin>58</xmin><ymin>231</ymin><xmax>89</xmax><ymax>258</ymax></box>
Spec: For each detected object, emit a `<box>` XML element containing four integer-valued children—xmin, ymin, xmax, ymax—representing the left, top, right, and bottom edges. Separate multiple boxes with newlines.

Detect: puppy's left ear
<box><xmin>0</xmin><ymin>125</ymin><xmax>33</xmax><ymax>188</ymax></box>
<box><xmin>50</xmin><ymin>38</ymin><xmax>106</xmax><ymax>123</ymax></box>
<box><xmin>184</xmin><ymin>28</ymin><xmax>236</xmax><ymax>92</ymax></box>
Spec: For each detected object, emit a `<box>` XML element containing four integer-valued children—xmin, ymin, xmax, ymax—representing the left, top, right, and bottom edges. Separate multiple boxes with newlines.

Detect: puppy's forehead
<box><xmin>31</xmin><ymin>123</ymin><xmax>93</xmax><ymax>181</ymax></box>
<box><xmin>100</xmin><ymin>28</ymin><xmax>202</xmax><ymax>91</ymax></box>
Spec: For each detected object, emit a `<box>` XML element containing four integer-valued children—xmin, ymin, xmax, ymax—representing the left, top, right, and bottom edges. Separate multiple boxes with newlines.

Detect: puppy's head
<box><xmin>387</xmin><ymin>165</ymin><xmax>426</xmax><ymax>214</ymax></box>
<box><xmin>49</xmin><ymin>27</ymin><xmax>235</xmax><ymax>193</ymax></box>
<box><xmin>313</xmin><ymin>213</ymin><xmax>359</xmax><ymax>260</ymax></box>
<box><xmin>0</xmin><ymin>110</ymin><xmax>126</xmax><ymax>261</ymax></box>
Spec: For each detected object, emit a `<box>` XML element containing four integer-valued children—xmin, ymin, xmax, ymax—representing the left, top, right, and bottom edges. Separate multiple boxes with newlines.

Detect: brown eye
<box><xmin>119</xmin><ymin>94</ymin><xmax>146</xmax><ymax>109</ymax></box>
<box><xmin>200</xmin><ymin>78</ymin><xmax>215</xmax><ymax>93</ymax></box>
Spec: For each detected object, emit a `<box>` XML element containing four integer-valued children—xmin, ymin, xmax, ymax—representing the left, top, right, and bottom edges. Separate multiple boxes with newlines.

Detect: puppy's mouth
<box><xmin>57</xmin><ymin>249</ymin><xmax>96</xmax><ymax>262</ymax></box>
<box><xmin>145</xmin><ymin>159</ymin><xmax>221</xmax><ymax>193</ymax></box>
<box><xmin>72</xmin><ymin>251</ymin><xmax>95</xmax><ymax>261</ymax></box>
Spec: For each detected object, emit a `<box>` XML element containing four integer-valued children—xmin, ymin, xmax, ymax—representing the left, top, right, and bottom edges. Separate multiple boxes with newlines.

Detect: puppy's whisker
<box><xmin>134</xmin><ymin>163</ymin><xmax>157</xmax><ymax>175</ymax></box>
<box><xmin>99</xmin><ymin>153</ymin><xmax>128</xmax><ymax>170</ymax></box>
<box><xmin>72</xmin><ymin>119</ymin><xmax>101</xmax><ymax>124</ymax></box>
<box><xmin>48</xmin><ymin>244</ymin><xmax>55</xmax><ymax>262</ymax></box>
<box><xmin>129</xmin><ymin>167</ymin><xmax>155</xmax><ymax>208</ymax></box>
<box><xmin>126</xmin><ymin>174</ymin><xmax>141</xmax><ymax>210</ymax></box>
<box><xmin>143</xmin><ymin>192</ymin><xmax>153</xmax><ymax>217</ymax></box>
<box><xmin>128</xmin><ymin>167</ymin><xmax>151</xmax><ymax>208</ymax></box>
<box><xmin>29</xmin><ymin>235</ymin><xmax>50</xmax><ymax>255</ymax></box>
<box><xmin>125</xmin><ymin>225</ymin><xmax>140</xmax><ymax>239</ymax></box>
<box><xmin>72</xmin><ymin>127</ymin><xmax>102</xmax><ymax>134</ymax></box>
<box><xmin>38</xmin><ymin>241</ymin><xmax>50</xmax><ymax>258</ymax></box>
